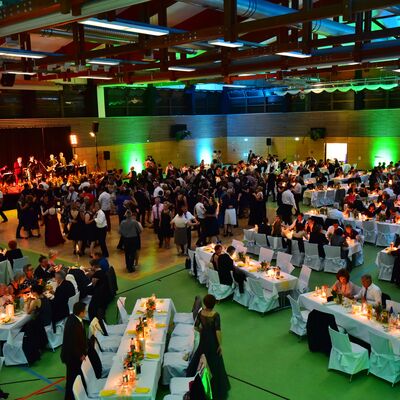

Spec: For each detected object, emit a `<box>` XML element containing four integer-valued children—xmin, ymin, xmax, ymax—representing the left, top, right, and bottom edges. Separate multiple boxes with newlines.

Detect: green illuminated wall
<box><xmin>370</xmin><ymin>138</ymin><xmax>400</xmax><ymax>166</ymax></box>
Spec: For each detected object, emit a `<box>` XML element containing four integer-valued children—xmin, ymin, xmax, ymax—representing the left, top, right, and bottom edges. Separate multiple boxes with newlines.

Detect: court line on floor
<box><xmin>18</xmin><ymin>367</ymin><xmax>64</xmax><ymax>392</ymax></box>
<box><xmin>117</xmin><ymin>267</ymin><xmax>187</xmax><ymax>295</ymax></box>
<box><xmin>0</xmin><ymin>376</ymin><xmax>65</xmax><ymax>386</ymax></box>
<box><xmin>228</xmin><ymin>374</ymin><xmax>290</xmax><ymax>399</ymax></box>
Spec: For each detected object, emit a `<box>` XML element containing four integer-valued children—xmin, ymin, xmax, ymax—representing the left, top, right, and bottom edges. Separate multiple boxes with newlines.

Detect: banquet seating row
<box><xmin>0</xmin><ymin>256</ymin><xmax>29</xmax><ymax>285</ymax></box>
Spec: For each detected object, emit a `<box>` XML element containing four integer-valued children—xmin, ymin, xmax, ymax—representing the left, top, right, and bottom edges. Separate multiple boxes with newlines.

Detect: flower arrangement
<box><xmin>237</xmin><ymin>252</ymin><xmax>246</xmax><ymax>262</ymax></box>
<box><xmin>145</xmin><ymin>296</ymin><xmax>156</xmax><ymax>319</ymax></box>
<box><xmin>258</xmin><ymin>261</ymin><xmax>269</xmax><ymax>272</ymax></box>
<box><xmin>378</xmin><ymin>213</ymin><xmax>387</xmax><ymax>222</ymax></box>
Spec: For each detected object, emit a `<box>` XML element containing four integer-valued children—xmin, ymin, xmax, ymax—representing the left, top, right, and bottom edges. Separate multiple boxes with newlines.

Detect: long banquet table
<box><xmin>0</xmin><ymin>312</ymin><xmax>31</xmax><ymax>341</ymax></box>
<box><xmin>299</xmin><ymin>292</ymin><xmax>400</xmax><ymax>354</ymax></box>
<box><xmin>100</xmin><ymin>298</ymin><xmax>175</xmax><ymax>399</ymax></box>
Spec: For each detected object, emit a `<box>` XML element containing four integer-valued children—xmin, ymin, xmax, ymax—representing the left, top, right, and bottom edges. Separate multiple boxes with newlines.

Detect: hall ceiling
<box><xmin>0</xmin><ymin>0</ymin><xmax>400</xmax><ymax>86</ymax></box>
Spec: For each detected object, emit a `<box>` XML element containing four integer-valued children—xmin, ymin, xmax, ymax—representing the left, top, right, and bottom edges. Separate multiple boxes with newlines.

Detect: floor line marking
<box><xmin>0</xmin><ymin>376</ymin><xmax>65</xmax><ymax>386</ymax></box>
<box><xmin>17</xmin><ymin>378</ymin><xmax>65</xmax><ymax>400</ymax></box>
<box><xmin>18</xmin><ymin>367</ymin><xmax>64</xmax><ymax>392</ymax></box>
<box><xmin>227</xmin><ymin>374</ymin><xmax>290</xmax><ymax>400</ymax></box>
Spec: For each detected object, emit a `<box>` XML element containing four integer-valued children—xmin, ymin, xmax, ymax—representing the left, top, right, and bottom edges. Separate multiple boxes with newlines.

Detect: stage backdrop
<box><xmin>0</xmin><ymin>127</ymin><xmax>72</xmax><ymax>171</ymax></box>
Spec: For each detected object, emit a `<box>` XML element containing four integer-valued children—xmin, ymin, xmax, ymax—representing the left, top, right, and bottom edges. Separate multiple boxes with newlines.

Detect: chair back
<box><xmin>290</xmin><ymin>239</ymin><xmax>303</xmax><ymax>256</ymax></box>
<box><xmin>117</xmin><ymin>297</ymin><xmax>129</xmax><ymax>324</ymax></box>
<box><xmin>13</xmin><ymin>256</ymin><xmax>29</xmax><ymax>274</ymax></box>
<box><xmin>247</xmin><ymin>277</ymin><xmax>264</xmax><ymax>298</ymax></box>
<box><xmin>325</xmin><ymin>190</ymin><xmax>335</xmax><ymax>205</ymax></box>
<box><xmin>328</xmin><ymin>327</ymin><xmax>352</xmax><ymax>353</ymax></box>
<box><xmin>386</xmin><ymin>300</ymin><xmax>400</xmax><ymax>314</ymax></box>
<box><xmin>80</xmin><ymin>357</ymin><xmax>98</xmax><ymax>396</ymax></box>
<box><xmin>89</xmin><ymin>317</ymin><xmax>103</xmax><ymax>337</ymax></box>
<box><xmin>276</xmin><ymin>252</ymin><xmax>293</xmax><ymax>273</ymax></box>
<box><xmin>377</xmin><ymin>223</ymin><xmax>392</xmax><ymax>235</ymax></box>
<box><xmin>207</xmin><ymin>269</ymin><xmax>220</xmax><ymax>285</ymax></box>
<box><xmin>232</xmin><ymin>239</ymin><xmax>244</xmax><ymax>250</ymax></box>
<box><xmin>369</xmin><ymin>331</ymin><xmax>394</xmax><ymax>356</ymax></box>
<box><xmin>68</xmin><ymin>292</ymin><xmax>80</xmax><ymax>315</ymax></box>
<box><xmin>66</xmin><ymin>274</ymin><xmax>78</xmax><ymax>293</ymax></box>
<box><xmin>267</xmin><ymin>236</ymin><xmax>283</xmax><ymax>251</ymax></box>
<box><xmin>243</xmin><ymin>229</ymin><xmax>255</xmax><ymax>242</ymax></box>
<box><xmin>0</xmin><ymin>260</ymin><xmax>13</xmax><ymax>285</ymax></box>
<box><xmin>287</xmin><ymin>295</ymin><xmax>303</xmax><ymax>321</ymax></box>
<box><xmin>188</xmin><ymin>249</ymin><xmax>196</xmax><ymax>274</ymax></box>
<box><xmin>72</xmin><ymin>375</ymin><xmax>89</xmax><ymax>400</ymax></box>
<box><xmin>192</xmin><ymin>296</ymin><xmax>203</xmax><ymax>321</ymax></box>
<box><xmin>259</xmin><ymin>247</ymin><xmax>274</xmax><ymax>263</ymax></box>
<box><xmin>298</xmin><ymin>265</ymin><xmax>312</xmax><ymax>292</ymax></box>
<box><xmin>304</xmin><ymin>242</ymin><xmax>319</xmax><ymax>257</ymax></box>
<box><xmin>254</xmin><ymin>233</ymin><xmax>268</xmax><ymax>247</ymax></box>
<box><xmin>382</xmin><ymin>292</ymin><xmax>391</xmax><ymax>310</ymax></box>
<box><xmin>323</xmin><ymin>245</ymin><xmax>341</xmax><ymax>259</ymax></box>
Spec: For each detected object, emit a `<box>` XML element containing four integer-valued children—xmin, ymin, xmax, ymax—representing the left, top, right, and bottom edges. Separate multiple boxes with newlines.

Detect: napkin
<box><xmin>136</xmin><ymin>310</ymin><xmax>144</xmax><ymax>314</ymax></box>
<box><xmin>126</xmin><ymin>330</ymin><xmax>136</xmax><ymax>335</ymax></box>
<box><xmin>157</xmin><ymin>310</ymin><xmax>167</xmax><ymax>314</ymax></box>
<box><xmin>135</xmin><ymin>387</ymin><xmax>150</xmax><ymax>393</ymax></box>
<box><xmin>236</xmin><ymin>262</ymin><xmax>245</xmax><ymax>267</ymax></box>
<box><xmin>146</xmin><ymin>353</ymin><xmax>160</xmax><ymax>359</ymax></box>
<box><xmin>159</xmin><ymin>299</ymin><xmax>164</xmax><ymax>303</ymax></box>
<box><xmin>248</xmin><ymin>268</ymin><xmax>257</xmax><ymax>273</ymax></box>
<box><xmin>155</xmin><ymin>323</ymin><xmax>166</xmax><ymax>328</ymax></box>
<box><xmin>99</xmin><ymin>389</ymin><xmax>116</xmax><ymax>397</ymax></box>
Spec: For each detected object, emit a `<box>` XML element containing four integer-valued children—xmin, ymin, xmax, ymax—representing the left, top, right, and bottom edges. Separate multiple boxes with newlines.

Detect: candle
<box><xmin>139</xmin><ymin>338</ymin><xmax>145</xmax><ymax>352</ymax></box>
<box><xmin>5</xmin><ymin>304</ymin><xmax>14</xmax><ymax>318</ymax></box>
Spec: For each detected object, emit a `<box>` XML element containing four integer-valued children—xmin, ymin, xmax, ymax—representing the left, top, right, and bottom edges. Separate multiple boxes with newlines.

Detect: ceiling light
<box><xmin>208</xmin><ymin>39</ymin><xmax>243</xmax><ymax>48</ymax></box>
<box><xmin>295</xmin><ymin>137</ymin><xmax>300</xmax><ymax>141</ymax></box>
<box><xmin>88</xmin><ymin>58</ymin><xmax>120</xmax><ymax>66</ymax></box>
<box><xmin>223</xmin><ymin>84</ymin><xmax>247</xmax><ymax>88</ymax></box>
<box><xmin>276</xmin><ymin>51</ymin><xmax>311</xmax><ymax>58</ymax></box>
<box><xmin>168</xmin><ymin>66</ymin><xmax>195</xmax><ymax>72</ymax></box>
<box><xmin>3</xmin><ymin>71</ymin><xmax>36</xmax><ymax>75</ymax></box>
<box><xmin>393</xmin><ymin>69</ymin><xmax>400</xmax><ymax>73</ymax></box>
<box><xmin>80</xmin><ymin>18</ymin><xmax>169</xmax><ymax>36</ymax></box>
<box><xmin>238</xmin><ymin>74</ymin><xmax>253</xmax><ymax>77</ymax></box>
<box><xmin>79</xmin><ymin>76</ymin><xmax>113</xmax><ymax>80</ymax></box>
<box><xmin>0</xmin><ymin>48</ymin><xmax>46</xmax><ymax>59</ymax></box>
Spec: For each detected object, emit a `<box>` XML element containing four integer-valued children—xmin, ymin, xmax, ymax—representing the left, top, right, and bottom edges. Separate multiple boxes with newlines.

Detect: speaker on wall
<box><xmin>266</xmin><ymin>137</ymin><xmax>272</xmax><ymax>146</ymax></box>
<box><xmin>103</xmin><ymin>151</ymin><xmax>110</xmax><ymax>160</ymax></box>
<box><xmin>1</xmin><ymin>73</ymin><xmax>16</xmax><ymax>87</ymax></box>
<box><xmin>92</xmin><ymin>121</ymin><xmax>99</xmax><ymax>133</ymax></box>
<box><xmin>170</xmin><ymin>124</ymin><xmax>187</xmax><ymax>138</ymax></box>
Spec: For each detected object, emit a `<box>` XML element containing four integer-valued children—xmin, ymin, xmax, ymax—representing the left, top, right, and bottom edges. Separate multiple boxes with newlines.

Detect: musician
<box><xmin>27</xmin><ymin>156</ymin><xmax>39</xmax><ymax>181</ymax></box>
<box><xmin>71</xmin><ymin>154</ymin><xmax>80</xmax><ymax>167</ymax></box>
<box><xmin>48</xmin><ymin>154</ymin><xmax>57</xmax><ymax>167</ymax></box>
<box><xmin>59</xmin><ymin>152</ymin><xmax>67</xmax><ymax>167</ymax></box>
<box><xmin>13</xmin><ymin>157</ymin><xmax>24</xmax><ymax>184</ymax></box>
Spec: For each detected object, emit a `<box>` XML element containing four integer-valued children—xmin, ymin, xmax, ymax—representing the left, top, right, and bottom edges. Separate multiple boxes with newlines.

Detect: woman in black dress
<box><xmin>187</xmin><ymin>294</ymin><xmax>230</xmax><ymax>400</ymax></box>
<box><xmin>67</xmin><ymin>201</ymin><xmax>84</xmax><ymax>256</ymax></box>
<box><xmin>204</xmin><ymin>197</ymin><xmax>220</xmax><ymax>243</ymax></box>
<box><xmin>84</xmin><ymin>203</ymin><xmax>97</xmax><ymax>258</ymax></box>
<box><xmin>159</xmin><ymin>202</ymin><xmax>173</xmax><ymax>249</ymax></box>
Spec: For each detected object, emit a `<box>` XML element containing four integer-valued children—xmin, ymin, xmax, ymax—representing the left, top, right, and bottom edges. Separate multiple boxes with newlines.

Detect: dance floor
<box><xmin>0</xmin><ymin>203</ymin><xmax>399</xmax><ymax>400</ymax></box>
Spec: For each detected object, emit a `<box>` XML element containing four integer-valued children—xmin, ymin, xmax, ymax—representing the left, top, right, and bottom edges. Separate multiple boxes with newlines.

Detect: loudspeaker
<box><xmin>1</xmin><ymin>73</ymin><xmax>16</xmax><ymax>87</ymax></box>
<box><xmin>170</xmin><ymin>124</ymin><xmax>187</xmax><ymax>138</ymax></box>
<box><xmin>92</xmin><ymin>121</ymin><xmax>99</xmax><ymax>133</ymax></box>
<box><xmin>103</xmin><ymin>151</ymin><xmax>110</xmax><ymax>160</ymax></box>
<box><xmin>266</xmin><ymin>137</ymin><xmax>272</xmax><ymax>146</ymax></box>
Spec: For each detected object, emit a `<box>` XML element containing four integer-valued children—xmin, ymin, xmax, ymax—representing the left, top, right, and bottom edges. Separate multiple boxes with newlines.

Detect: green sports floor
<box><xmin>1</xmin><ymin>236</ymin><xmax>400</xmax><ymax>399</ymax></box>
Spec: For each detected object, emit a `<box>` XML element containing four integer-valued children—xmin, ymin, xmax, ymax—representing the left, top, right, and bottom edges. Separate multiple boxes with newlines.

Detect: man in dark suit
<box><xmin>217</xmin><ymin>245</ymin><xmax>235</xmax><ymax>286</ymax></box>
<box><xmin>67</xmin><ymin>267</ymin><xmax>90</xmax><ymax>299</ymax></box>
<box><xmin>34</xmin><ymin>255</ymin><xmax>54</xmax><ymax>282</ymax></box>
<box><xmin>61</xmin><ymin>302</ymin><xmax>87</xmax><ymax>400</ymax></box>
<box><xmin>52</xmin><ymin>270</ymin><xmax>75</xmax><ymax>324</ymax></box>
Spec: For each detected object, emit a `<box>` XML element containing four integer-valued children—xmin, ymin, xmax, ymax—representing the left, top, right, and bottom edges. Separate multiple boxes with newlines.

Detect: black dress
<box><xmin>187</xmin><ymin>312</ymin><xmax>230</xmax><ymax>400</ymax></box>
<box><xmin>68</xmin><ymin>209</ymin><xmax>83</xmax><ymax>241</ymax></box>
<box><xmin>160</xmin><ymin>210</ymin><xmax>173</xmax><ymax>238</ymax></box>
<box><xmin>204</xmin><ymin>204</ymin><xmax>219</xmax><ymax>237</ymax></box>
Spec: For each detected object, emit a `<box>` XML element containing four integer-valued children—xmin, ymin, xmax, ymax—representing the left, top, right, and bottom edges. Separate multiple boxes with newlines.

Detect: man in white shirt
<box><xmin>281</xmin><ymin>186</ymin><xmax>297</xmax><ymax>224</ymax></box>
<box><xmin>153</xmin><ymin>182</ymin><xmax>163</xmax><ymax>198</ymax></box>
<box><xmin>98</xmin><ymin>188</ymin><xmax>112</xmax><ymax>232</ymax></box>
<box><xmin>194</xmin><ymin>196</ymin><xmax>206</xmax><ymax>246</ymax></box>
<box><xmin>354</xmin><ymin>274</ymin><xmax>382</xmax><ymax>307</ymax></box>
<box><xmin>291</xmin><ymin>178</ymin><xmax>303</xmax><ymax>214</ymax></box>
<box><xmin>152</xmin><ymin>197</ymin><xmax>164</xmax><ymax>247</ymax></box>
<box><xmin>327</xmin><ymin>206</ymin><xmax>344</xmax><ymax>223</ymax></box>
<box><xmin>182</xmin><ymin>206</ymin><xmax>197</xmax><ymax>250</ymax></box>
<box><xmin>94</xmin><ymin>201</ymin><xmax>109</xmax><ymax>257</ymax></box>
<box><xmin>0</xmin><ymin>190</ymin><xmax>7</xmax><ymax>223</ymax></box>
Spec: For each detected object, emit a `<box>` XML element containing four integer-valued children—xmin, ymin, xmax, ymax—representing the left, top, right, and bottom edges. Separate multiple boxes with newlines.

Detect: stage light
<box><xmin>89</xmin><ymin>132</ymin><xmax>96</xmax><ymax>137</ymax></box>
<box><xmin>70</xmin><ymin>134</ymin><xmax>78</xmax><ymax>147</ymax></box>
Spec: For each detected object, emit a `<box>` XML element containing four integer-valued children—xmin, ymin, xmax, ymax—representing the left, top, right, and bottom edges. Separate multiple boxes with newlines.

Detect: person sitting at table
<box><xmin>210</xmin><ymin>244</ymin><xmax>223</xmax><ymax>270</ymax></box>
<box><xmin>257</xmin><ymin>217</ymin><xmax>272</xmax><ymax>236</ymax></box>
<box><xmin>289</xmin><ymin>213</ymin><xmax>306</xmax><ymax>231</ymax></box>
<box><xmin>358</xmin><ymin>184</ymin><xmax>369</xmax><ymax>198</ymax></box>
<box><xmin>8</xmin><ymin>272</ymin><xmax>31</xmax><ymax>297</ymax></box>
<box><xmin>354</xmin><ymin>274</ymin><xmax>382</xmax><ymax>307</ymax></box>
<box><xmin>309</xmin><ymin>224</ymin><xmax>329</xmax><ymax>257</ymax></box>
<box><xmin>292</xmin><ymin>223</ymin><xmax>308</xmax><ymax>253</ymax></box>
<box><xmin>331</xmin><ymin>269</ymin><xmax>357</xmax><ymax>299</ymax></box>
<box><xmin>343</xmin><ymin>224</ymin><xmax>359</xmax><ymax>241</ymax></box>
<box><xmin>25</xmin><ymin>284</ymin><xmax>52</xmax><ymax>327</ymax></box>
<box><xmin>305</xmin><ymin>217</ymin><xmax>315</xmax><ymax>235</ymax></box>
<box><xmin>271</xmin><ymin>215</ymin><xmax>283</xmax><ymax>237</ymax></box>
<box><xmin>387</xmin><ymin>207</ymin><xmax>400</xmax><ymax>223</ymax></box>
<box><xmin>364</xmin><ymin>203</ymin><xmax>376</xmax><ymax>218</ymax></box>
<box><xmin>92</xmin><ymin>251</ymin><xmax>109</xmax><ymax>272</ymax></box>
<box><xmin>34</xmin><ymin>255</ymin><xmax>55</xmax><ymax>283</ymax></box>
<box><xmin>20</xmin><ymin>264</ymin><xmax>37</xmax><ymax>292</ymax></box>
<box><xmin>330</xmin><ymin>228</ymin><xmax>349</xmax><ymax>260</ymax></box>
<box><xmin>375</xmin><ymin>201</ymin><xmax>390</xmax><ymax>220</ymax></box>
<box><xmin>4</xmin><ymin>240</ymin><xmax>23</xmax><ymax>268</ymax></box>
<box><xmin>67</xmin><ymin>266</ymin><xmax>91</xmax><ymax>299</ymax></box>
<box><xmin>52</xmin><ymin>270</ymin><xmax>75</xmax><ymax>325</ymax></box>
<box><xmin>48</xmin><ymin>249</ymin><xmax>59</xmax><ymax>269</ymax></box>
<box><xmin>0</xmin><ymin>283</ymin><xmax>13</xmax><ymax>307</ymax></box>
<box><xmin>88</xmin><ymin>258</ymin><xmax>108</xmax><ymax>320</ymax></box>
<box><xmin>327</xmin><ymin>205</ymin><xmax>344</xmax><ymax>222</ymax></box>
<box><xmin>344</xmin><ymin>191</ymin><xmax>357</xmax><ymax>207</ymax></box>
<box><xmin>217</xmin><ymin>246</ymin><xmax>235</xmax><ymax>286</ymax></box>
<box><xmin>326</xmin><ymin>220</ymin><xmax>340</xmax><ymax>240</ymax></box>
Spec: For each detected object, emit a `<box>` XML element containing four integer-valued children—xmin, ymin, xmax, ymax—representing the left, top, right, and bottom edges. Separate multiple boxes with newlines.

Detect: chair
<box><xmin>276</xmin><ymin>252</ymin><xmax>294</xmax><ymax>274</ymax></box>
<box><xmin>93</xmin><ymin>338</ymin><xmax>114</xmax><ymax>377</ymax></box>
<box><xmin>232</xmin><ymin>239</ymin><xmax>245</xmax><ymax>250</ymax></box>
<box><xmin>267</xmin><ymin>236</ymin><xmax>284</xmax><ymax>258</ymax></box>
<box><xmin>72</xmin><ymin>375</ymin><xmax>89</xmax><ymax>400</ymax></box>
<box><xmin>288</xmin><ymin>239</ymin><xmax>304</xmax><ymax>268</ymax></box>
<box><xmin>45</xmin><ymin>319</ymin><xmax>66</xmax><ymax>351</ymax></box>
<box><xmin>196</xmin><ymin>256</ymin><xmax>208</xmax><ymax>286</ymax></box>
<box><xmin>68</xmin><ymin>292</ymin><xmax>80</xmax><ymax>315</ymax></box>
<box><xmin>243</xmin><ymin>229</ymin><xmax>256</xmax><ymax>247</ymax></box>
<box><xmin>303</xmin><ymin>242</ymin><xmax>324</xmax><ymax>272</ymax></box>
<box><xmin>258</xmin><ymin>247</ymin><xmax>274</xmax><ymax>264</ymax></box>
<box><xmin>170</xmin><ymin>377</ymin><xmax>194</xmax><ymax>396</ymax></box>
<box><xmin>117</xmin><ymin>297</ymin><xmax>129</xmax><ymax>324</ymax></box>
<box><xmin>247</xmin><ymin>277</ymin><xmax>279</xmax><ymax>314</ymax></box>
<box><xmin>311</xmin><ymin>191</ymin><xmax>326</xmax><ymax>208</ymax></box>
<box><xmin>362</xmin><ymin>220</ymin><xmax>377</xmax><ymax>244</ymax></box>
<box><xmin>254</xmin><ymin>233</ymin><xmax>269</xmax><ymax>254</ymax></box>
<box><xmin>296</xmin><ymin>265</ymin><xmax>312</xmax><ymax>295</ymax></box>
<box><xmin>174</xmin><ymin>295</ymin><xmax>202</xmax><ymax>325</ymax></box>
<box><xmin>163</xmin><ymin>396</ymin><xmax>184</xmax><ymax>400</ymax></box>
<box><xmin>376</xmin><ymin>251</ymin><xmax>395</xmax><ymax>281</ymax></box>
<box><xmin>287</xmin><ymin>295</ymin><xmax>310</xmax><ymax>337</ymax></box>
<box><xmin>386</xmin><ymin>300</ymin><xmax>400</xmax><ymax>314</ymax></box>
<box><xmin>328</xmin><ymin>327</ymin><xmax>369</xmax><ymax>381</ymax></box>
<box><xmin>334</xmin><ymin>188</ymin><xmax>346</xmax><ymax>207</ymax></box>
<box><xmin>89</xmin><ymin>320</ymin><xmax>120</xmax><ymax>352</ymax></box>
<box><xmin>3</xmin><ymin>329</ymin><xmax>28</xmax><ymax>366</ymax></box>
<box><xmin>376</xmin><ymin>223</ymin><xmax>396</xmax><ymax>247</ymax></box>
<box><xmin>233</xmin><ymin>276</ymin><xmax>251</xmax><ymax>308</ymax></box>
<box><xmin>207</xmin><ymin>269</ymin><xmax>234</xmax><ymax>300</ymax></box>
<box><xmin>324</xmin><ymin>189</ymin><xmax>336</xmax><ymax>206</ymax></box>
<box><xmin>81</xmin><ymin>357</ymin><xmax>107</xmax><ymax>398</ymax></box>
<box><xmin>12</xmin><ymin>256</ymin><xmax>29</xmax><ymax>274</ymax></box>
<box><xmin>100</xmin><ymin>318</ymin><xmax>126</xmax><ymax>336</ymax></box>
<box><xmin>162</xmin><ymin>352</ymin><xmax>190</xmax><ymax>385</ymax></box>
<box><xmin>0</xmin><ymin>260</ymin><xmax>13</xmax><ymax>285</ymax></box>
<box><xmin>168</xmin><ymin>331</ymin><xmax>195</xmax><ymax>353</ymax></box>
<box><xmin>323</xmin><ymin>245</ymin><xmax>347</xmax><ymax>274</ymax></box>
<box><xmin>368</xmin><ymin>332</ymin><xmax>400</xmax><ymax>386</ymax></box>
<box><xmin>187</xmin><ymin>249</ymin><xmax>196</xmax><ymax>276</ymax></box>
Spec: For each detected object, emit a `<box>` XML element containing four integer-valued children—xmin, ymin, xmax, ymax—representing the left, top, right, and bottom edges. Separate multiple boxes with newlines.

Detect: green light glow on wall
<box><xmin>370</xmin><ymin>138</ymin><xmax>400</xmax><ymax>166</ymax></box>
<box><xmin>120</xmin><ymin>143</ymin><xmax>146</xmax><ymax>173</ymax></box>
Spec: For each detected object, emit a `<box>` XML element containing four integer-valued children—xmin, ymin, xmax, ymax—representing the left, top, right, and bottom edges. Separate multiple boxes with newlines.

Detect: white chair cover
<box><xmin>207</xmin><ymin>269</ymin><xmax>234</xmax><ymax>300</ymax></box>
<box><xmin>168</xmin><ymin>332</ymin><xmax>195</xmax><ymax>353</ymax></box>
<box><xmin>267</xmin><ymin>236</ymin><xmax>284</xmax><ymax>258</ymax></box>
<box><xmin>81</xmin><ymin>357</ymin><xmax>107</xmax><ymax>397</ymax></box>
<box><xmin>362</xmin><ymin>220</ymin><xmax>377</xmax><ymax>244</ymax></box>
<box><xmin>172</xmin><ymin>323</ymin><xmax>194</xmax><ymax>337</ymax></box>
<box><xmin>258</xmin><ymin>247</ymin><xmax>274</xmax><ymax>264</ymax></box>
<box><xmin>289</xmin><ymin>239</ymin><xmax>304</xmax><ymax>267</ymax></box>
<box><xmin>323</xmin><ymin>245</ymin><xmax>347</xmax><ymax>273</ymax></box>
<box><xmin>287</xmin><ymin>295</ymin><xmax>310</xmax><ymax>337</ymax></box>
<box><xmin>91</xmin><ymin>325</ymin><xmax>120</xmax><ymax>352</ymax></box>
<box><xmin>247</xmin><ymin>277</ymin><xmax>279</xmax><ymax>313</ymax></box>
<box><xmin>276</xmin><ymin>252</ymin><xmax>294</xmax><ymax>274</ymax></box>
<box><xmin>117</xmin><ymin>297</ymin><xmax>129</xmax><ymax>324</ymax></box>
<box><xmin>303</xmin><ymin>242</ymin><xmax>324</xmax><ymax>271</ymax></box>
<box><xmin>312</xmin><ymin>191</ymin><xmax>326</xmax><ymax>208</ymax></box>
<box><xmin>0</xmin><ymin>260</ymin><xmax>13</xmax><ymax>285</ymax></box>
<box><xmin>46</xmin><ymin>318</ymin><xmax>66</xmax><ymax>351</ymax></box>
<box><xmin>243</xmin><ymin>229</ymin><xmax>256</xmax><ymax>243</ymax></box>
<box><xmin>163</xmin><ymin>396</ymin><xmax>184</xmax><ymax>400</ymax></box>
<box><xmin>368</xmin><ymin>331</ymin><xmax>400</xmax><ymax>386</ymax></box>
<box><xmin>233</xmin><ymin>279</ymin><xmax>251</xmax><ymax>308</ymax></box>
<box><xmin>328</xmin><ymin>327</ymin><xmax>369</xmax><ymax>380</ymax></box>
<box><xmin>187</xmin><ymin>249</ymin><xmax>196</xmax><ymax>276</ymax></box>
<box><xmin>72</xmin><ymin>375</ymin><xmax>89</xmax><ymax>400</ymax></box>
<box><xmin>232</xmin><ymin>239</ymin><xmax>244</xmax><ymax>250</ymax></box>
<box><xmin>94</xmin><ymin>339</ymin><xmax>114</xmax><ymax>377</ymax></box>
<box><xmin>324</xmin><ymin>190</ymin><xmax>336</xmax><ymax>206</ymax></box>
<box><xmin>386</xmin><ymin>300</ymin><xmax>400</xmax><ymax>314</ymax></box>
<box><xmin>170</xmin><ymin>377</ymin><xmax>193</xmax><ymax>395</ymax></box>
<box><xmin>66</xmin><ymin>274</ymin><xmax>78</xmax><ymax>294</ymax></box>
<box><xmin>162</xmin><ymin>352</ymin><xmax>189</xmax><ymax>385</ymax></box>
<box><xmin>3</xmin><ymin>329</ymin><xmax>28</xmax><ymax>366</ymax></box>
<box><xmin>196</xmin><ymin>256</ymin><xmax>208</xmax><ymax>286</ymax></box>
<box><xmin>376</xmin><ymin>251</ymin><xmax>395</xmax><ymax>281</ymax></box>
<box><xmin>254</xmin><ymin>233</ymin><xmax>268</xmax><ymax>248</ymax></box>
<box><xmin>376</xmin><ymin>223</ymin><xmax>396</xmax><ymax>247</ymax></box>
<box><xmin>174</xmin><ymin>296</ymin><xmax>202</xmax><ymax>325</ymax></box>
<box><xmin>12</xmin><ymin>256</ymin><xmax>29</xmax><ymax>275</ymax></box>
<box><xmin>103</xmin><ymin>320</ymin><xmax>126</xmax><ymax>336</ymax></box>
<box><xmin>68</xmin><ymin>292</ymin><xmax>80</xmax><ymax>315</ymax></box>
<box><xmin>296</xmin><ymin>265</ymin><xmax>312</xmax><ymax>295</ymax></box>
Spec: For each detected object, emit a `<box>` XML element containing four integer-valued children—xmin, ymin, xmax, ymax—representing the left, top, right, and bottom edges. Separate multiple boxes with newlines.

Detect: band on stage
<box><xmin>1</xmin><ymin>153</ymin><xmax>87</xmax><ymax>184</ymax></box>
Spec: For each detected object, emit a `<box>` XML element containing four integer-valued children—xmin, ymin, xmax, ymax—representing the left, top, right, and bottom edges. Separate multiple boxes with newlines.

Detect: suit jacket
<box><xmin>34</xmin><ymin>265</ymin><xmax>53</xmax><ymax>282</ymax></box>
<box><xmin>52</xmin><ymin>280</ymin><xmax>75</xmax><ymax>323</ymax></box>
<box><xmin>61</xmin><ymin>314</ymin><xmax>87</xmax><ymax>365</ymax></box>
<box><xmin>217</xmin><ymin>253</ymin><xmax>234</xmax><ymax>286</ymax></box>
<box><xmin>68</xmin><ymin>269</ymin><xmax>90</xmax><ymax>299</ymax></box>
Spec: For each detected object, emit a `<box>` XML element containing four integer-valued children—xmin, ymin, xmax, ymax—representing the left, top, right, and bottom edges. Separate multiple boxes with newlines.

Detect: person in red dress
<box><xmin>42</xmin><ymin>201</ymin><xmax>65</xmax><ymax>247</ymax></box>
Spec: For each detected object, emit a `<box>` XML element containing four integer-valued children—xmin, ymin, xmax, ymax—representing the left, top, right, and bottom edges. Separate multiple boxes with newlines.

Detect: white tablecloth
<box><xmin>100</xmin><ymin>298</ymin><xmax>175</xmax><ymax>399</ymax></box>
<box><xmin>0</xmin><ymin>312</ymin><xmax>31</xmax><ymax>341</ymax></box>
<box><xmin>299</xmin><ymin>292</ymin><xmax>400</xmax><ymax>354</ymax></box>
<box><xmin>303</xmin><ymin>189</ymin><xmax>337</xmax><ymax>206</ymax></box>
